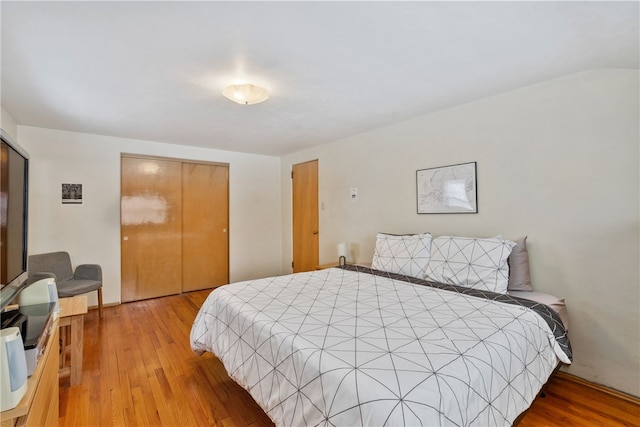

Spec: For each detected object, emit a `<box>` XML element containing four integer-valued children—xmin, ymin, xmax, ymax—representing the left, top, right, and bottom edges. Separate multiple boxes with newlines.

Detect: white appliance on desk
<box><xmin>0</xmin><ymin>327</ymin><xmax>28</xmax><ymax>411</ymax></box>
<box><xmin>17</xmin><ymin>278</ymin><xmax>59</xmax><ymax>375</ymax></box>
<box><xmin>0</xmin><ymin>278</ymin><xmax>59</xmax><ymax>410</ymax></box>
<box><xmin>18</xmin><ymin>278</ymin><xmax>59</xmax><ymax>320</ymax></box>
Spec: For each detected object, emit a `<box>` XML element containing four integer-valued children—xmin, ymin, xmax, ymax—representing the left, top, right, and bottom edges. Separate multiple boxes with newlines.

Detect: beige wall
<box><xmin>18</xmin><ymin>126</ymin><xmax>283</xmax><ymax>307</ymax></box>
<box><xmin>280</xmin><ymin>69</ymin><xmax>640</xmax><ymax>396</ymax></box>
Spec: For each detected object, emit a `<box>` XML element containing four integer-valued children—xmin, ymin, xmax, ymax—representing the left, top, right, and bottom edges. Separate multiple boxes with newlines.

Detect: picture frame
<box><xmin>62</xmin><ymin>183</ymin><xmax>83</xmax><ymax>204</ymax></box>
<box><xmin>416</xmin><ymin>162</ymin><xmax>477</xmax><ymax>214</ymax></box>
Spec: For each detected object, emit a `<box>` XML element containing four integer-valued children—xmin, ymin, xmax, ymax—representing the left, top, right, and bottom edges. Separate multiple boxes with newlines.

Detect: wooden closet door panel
<box><xmin>182</xmin><ymin>163</ymin><xmax>229</xmax><ymax>291</ymax></box>
<box><xmin>121</xmin><ymin>157</ymin><xmax>183</xmax><ymax>302</ymax></box>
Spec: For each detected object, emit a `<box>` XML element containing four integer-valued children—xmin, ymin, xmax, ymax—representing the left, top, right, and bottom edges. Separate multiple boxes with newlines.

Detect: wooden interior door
<box><xmin>292</xmin><ymin>160</ymin><xmax>319</xmax><ymax>273</ymax></box>
<box><xmin>121</xmin><ymin>156</ymin><xmax>183</xmax><ymax>302</ymax></box>
<box><xmin>182</xmin><ymin>162</ymin><xmax>229</xmax><ymax>291</ymax></box>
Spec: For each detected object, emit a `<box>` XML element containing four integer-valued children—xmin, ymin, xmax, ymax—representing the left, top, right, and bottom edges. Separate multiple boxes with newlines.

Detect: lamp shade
<box><xmin>337</xmin><ymin>242</ymin><xmax>348</xmax><ymax>257</ymax></box>
<box><xmin>222</xmin><ymin>83</ymin><xmax>269</xmax><ymax>105</ymax></box>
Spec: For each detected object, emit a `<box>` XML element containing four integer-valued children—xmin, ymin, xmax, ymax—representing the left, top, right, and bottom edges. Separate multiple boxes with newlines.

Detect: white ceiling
<box><xmin>1</xmin><ymin>1</ymin><xmax>638</xmax><ymax>156</ymax></box>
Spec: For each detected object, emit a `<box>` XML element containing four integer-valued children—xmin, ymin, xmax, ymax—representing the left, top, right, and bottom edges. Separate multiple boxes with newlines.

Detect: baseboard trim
<box><xmin>556</xmin><ymin>371</ymin><xmax>640</xmax><ymax>405</ymax></box>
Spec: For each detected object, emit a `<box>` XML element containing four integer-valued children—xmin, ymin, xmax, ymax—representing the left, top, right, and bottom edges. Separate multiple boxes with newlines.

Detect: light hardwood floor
<box><xmin>59</xmin><ymin>290</ymin><xmax>640</xmax><ymax>427</ymax></box>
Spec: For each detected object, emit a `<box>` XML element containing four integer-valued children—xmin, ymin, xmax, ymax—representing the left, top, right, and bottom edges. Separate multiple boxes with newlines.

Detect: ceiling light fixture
<box><xmin>222</xmin><ymin>83</ymin><xmax>269</xmax><ymax>105</ymax></box>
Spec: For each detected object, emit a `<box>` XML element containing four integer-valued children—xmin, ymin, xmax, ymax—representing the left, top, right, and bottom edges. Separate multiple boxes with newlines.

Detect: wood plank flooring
<box><xmin>59</xmin><ymin>290</ymin><xmax>640</xmax><ymax>427</ymax></box>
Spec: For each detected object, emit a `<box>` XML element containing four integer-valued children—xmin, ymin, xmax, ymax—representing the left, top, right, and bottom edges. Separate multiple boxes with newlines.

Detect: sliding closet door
<box><xmin>121</xmin><ymin>156</ymin><xmax>183</xmax><ymax>302</ymax></box>
<box><xmin>181</xmin><ymin>162</ymin><xmax>229</xmax><ymax>291</ymax></box>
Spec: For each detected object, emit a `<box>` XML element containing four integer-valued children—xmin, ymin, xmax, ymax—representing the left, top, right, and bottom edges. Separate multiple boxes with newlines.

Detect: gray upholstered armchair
<box><xmin>28</xmin><ymin>251</ymin><xmax>103</xmax><ymax>318</ymax></box>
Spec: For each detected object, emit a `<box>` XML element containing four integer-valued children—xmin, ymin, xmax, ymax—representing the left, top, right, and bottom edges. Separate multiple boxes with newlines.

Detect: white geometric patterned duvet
<box><xmin>191</xmin><ymin>266</ymin><xmax>571</xmax><ymax>427</ymax></box>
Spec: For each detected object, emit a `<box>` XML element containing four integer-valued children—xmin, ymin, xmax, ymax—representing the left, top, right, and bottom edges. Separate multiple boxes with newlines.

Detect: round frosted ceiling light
<box><xmin>222</xmin><ymin>83</ymin><xmax>269</xmax><ymax>105</ymax></box>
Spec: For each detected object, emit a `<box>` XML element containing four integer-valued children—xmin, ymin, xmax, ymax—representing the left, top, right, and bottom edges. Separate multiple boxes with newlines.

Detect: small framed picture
<box><xmin>416</xmin><ymin>162</ymin><xmax>477</xmax><ymax>214</ymax></box>
<box><xmin>62</xmin><ymin>183</ymin><xmax>83</xmax><ymax>204</ymax></box>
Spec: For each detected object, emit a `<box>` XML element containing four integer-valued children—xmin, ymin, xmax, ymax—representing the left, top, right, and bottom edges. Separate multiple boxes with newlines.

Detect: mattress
<box><xmin>191</xmin><ymin>265</ymin><xmax>572</xmax><ymax>426</ymax></box>
<box><xmin>508</xmin><ymin>290</ymin><xmax>569</xmax><ymax>331</ymax></box>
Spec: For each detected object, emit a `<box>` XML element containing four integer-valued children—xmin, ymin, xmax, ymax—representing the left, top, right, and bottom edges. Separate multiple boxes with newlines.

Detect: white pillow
<box><xmin>425</xmin><ymin>236</ymin><xmax>516</xmax><ymax>294</ymax></box>
<box><xmin>371</xmin><ymin>232</ymin><xmax>432</xmax><ymax>279</ymax></box>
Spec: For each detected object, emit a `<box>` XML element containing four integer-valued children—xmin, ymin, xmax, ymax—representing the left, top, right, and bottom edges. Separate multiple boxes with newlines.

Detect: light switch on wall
<box><xmin>350</xmin><ymin>187</ymin><xmax>358</xmax><ymax>201</ymax></box>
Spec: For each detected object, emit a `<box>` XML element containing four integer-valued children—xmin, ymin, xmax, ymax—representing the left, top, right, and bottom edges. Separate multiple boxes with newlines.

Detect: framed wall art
<box><xmin>416</xmin><ymin>162</ymin><xmax>477</xmax><ymax>214</ymax></box>
<box><xmin>62</xmin><ymin>183</ymin><xmax>83</xmax><ymax>204</ymax></box>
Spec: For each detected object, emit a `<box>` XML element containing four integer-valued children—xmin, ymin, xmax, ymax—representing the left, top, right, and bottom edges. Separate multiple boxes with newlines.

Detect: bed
<box><xmin>190</xmin><ymin>260</ymin><xmax>572</xmax><ymax>426</ymax></box>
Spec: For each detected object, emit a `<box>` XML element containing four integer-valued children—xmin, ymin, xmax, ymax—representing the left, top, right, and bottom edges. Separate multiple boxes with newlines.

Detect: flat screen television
<box><xmin>0</xmin><ymin>130</ymin><xmax>29</xmax><ymax>310</ymax></box>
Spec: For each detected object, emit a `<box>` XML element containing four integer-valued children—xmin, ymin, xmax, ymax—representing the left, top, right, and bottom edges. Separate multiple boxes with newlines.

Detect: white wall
<box><xmin>7</xmin><ymin>68</ymin><xmax>639</xmax><ymax>397</ymax></box>
<box><xmin>280</xmin><ymin>69</ymin><xmax>640</xmax><ymax>396</ymax></box>
<box><xmin>18</xmin><ymin>127</ymin><xmax>283</xmax><ymax>307</ymax></box>
<box><xmin>1</xmin><ymin>107</ymin><xmax>18</xmax><ymax>141</ymax></box>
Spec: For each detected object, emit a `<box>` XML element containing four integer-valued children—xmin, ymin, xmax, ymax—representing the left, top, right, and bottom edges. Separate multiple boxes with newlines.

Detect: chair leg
<box><xmin>97</xmin><ymin>287</ymin><xmax>104</xmax><ymax>319</ymax></box>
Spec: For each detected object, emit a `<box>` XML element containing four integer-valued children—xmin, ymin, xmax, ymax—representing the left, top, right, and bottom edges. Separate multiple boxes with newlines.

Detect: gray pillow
<box><xmin>508</xmin><ymin>236</ymin><xmax>533</xmax><ymax>292</ymax></box>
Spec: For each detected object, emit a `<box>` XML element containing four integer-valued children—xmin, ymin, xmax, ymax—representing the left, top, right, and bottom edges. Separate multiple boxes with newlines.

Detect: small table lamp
<box><xmin>337</xmin><ymin>242</ymin><xmax>348</xmax><ymax>266</ymax></box>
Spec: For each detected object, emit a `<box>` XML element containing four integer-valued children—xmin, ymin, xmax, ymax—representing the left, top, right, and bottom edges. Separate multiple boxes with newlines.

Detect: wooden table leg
<box><xmin>69</xmin><ymin>314</ymin><xmax>84</xmax><ymax>386</ymax></box>
<box><xmin>60</xmin><ymin>325</ymin><xmax>67</xmax><ymax>369</ymax></box>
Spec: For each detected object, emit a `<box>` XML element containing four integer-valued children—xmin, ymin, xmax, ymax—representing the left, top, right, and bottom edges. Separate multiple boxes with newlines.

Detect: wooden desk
<box><xmin>315</xmin><ymin>262</ymin><xmax>372</xmax><ymax>270</ymax></box>
<box><xmin>58</xmin><ymin>296</ymin><xmax>87</xmax><ymax>386</ymax></box>
<box><xmin>316</xmin><ymin>262</ymin><xmax>349</xmax><ymax>270</ymax></box>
